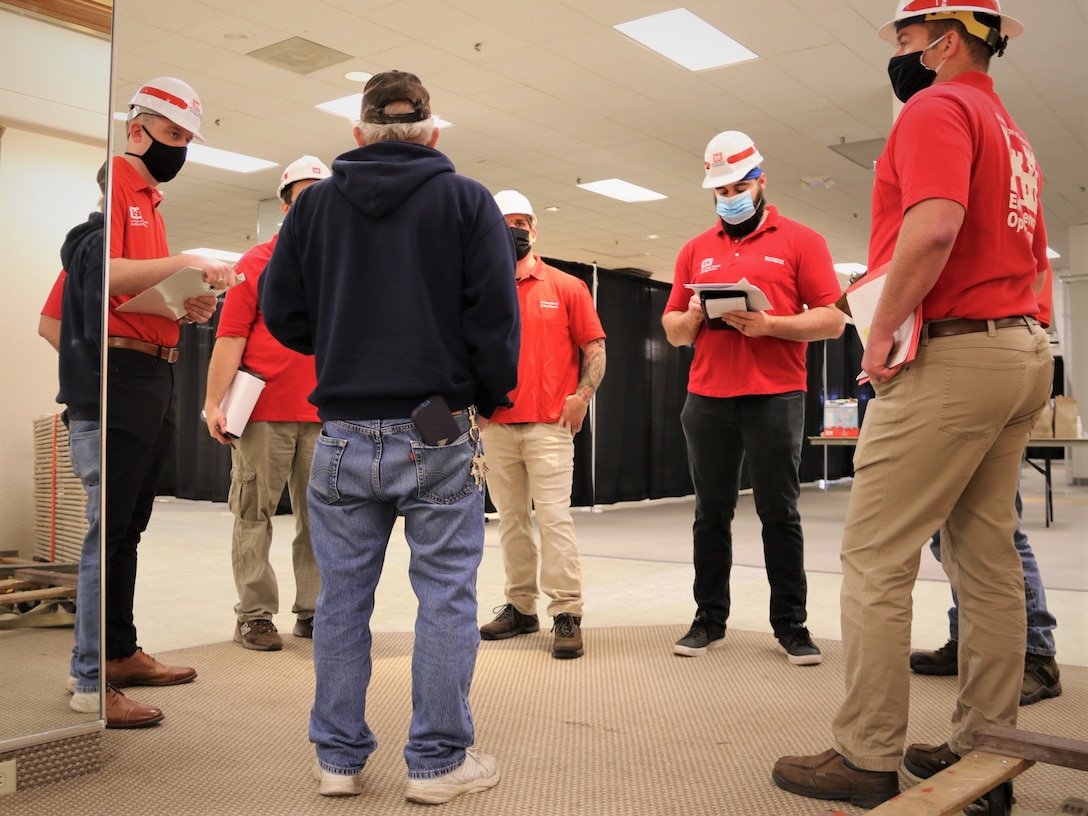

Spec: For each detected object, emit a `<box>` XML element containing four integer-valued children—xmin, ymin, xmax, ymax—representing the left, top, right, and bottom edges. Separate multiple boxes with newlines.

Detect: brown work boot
<box><xmin>105</xmin><ymin>647</ymin><xmax>197</xmax><ymax>687</ymax></box>
<box><xmin>772</xmin><ymin>748</ymin><xmax>899</xmax><ymax>808</ymax></box>
<box><xmin>235</xmin><ymin>619</ymin><xmax>284</xmax><ymax>651</ymax></box>
<box><xmin>551</xmin><ymin>614</ymin><xmax>584</xmax><ymax>659</ymax></box>
<box><xmin>903</xmin><ymin>742</ymin><xmax>960</xmax><ymax>781</ymax></box>
<box><xmin>1021</xmin><ymin>652</ymin><xmax>1062</xmax><ymax>705</ymax></box>
<box><xmin>70</xmin><ymin>685</ymin><xmax>165</xmax><ymax>728</ymax></box>
<box><xmin>909</xmin><ymin>638</ymin><xmax>958</xmax><ymax>675</ymax></box>
<box><xmin>479</xmin><ymin>604</ymin><xmax>539</xmax><ymax>640</ymax></box>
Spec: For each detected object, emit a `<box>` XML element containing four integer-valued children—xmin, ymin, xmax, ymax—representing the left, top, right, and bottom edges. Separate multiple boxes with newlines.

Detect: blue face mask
<box><xmin>716</xmin><ymin>190</ymin><xmax>756</xmax><ymax>224</ymax></box>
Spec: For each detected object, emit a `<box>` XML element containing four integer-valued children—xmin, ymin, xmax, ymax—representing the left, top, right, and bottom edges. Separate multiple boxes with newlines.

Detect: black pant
<box><xmin>104</xmin><ymin>348</ymin><xmax>175</xmax><ymax>659</ymax></box>
<box><xmin>680</xmin><ymin>391</ymin><xmax>807</xmax><ymax>636</ymax></box>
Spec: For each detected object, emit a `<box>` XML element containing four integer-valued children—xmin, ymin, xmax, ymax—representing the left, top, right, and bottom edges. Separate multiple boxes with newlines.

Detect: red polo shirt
<box><xmin>869</xmin><ymin>72</ymin><xmax>1043</xmax><ymax>321</ymax></box>
<box><xmin>107</xmin><ymin>155</ymin><xmax>179</xmax><ymax>347</ymax></box>
<box><xmin>216</xmin><ymin>234</ymin><xmax>319</xmax><ymax>423</ymax></box>
<box><xmin>41</xmin><ymin>270</ymin><xmax>66</xmax><ymax>319</ymax></box>
<box><xmin>665</xmin><ymin>205</ymin><xmax>840</xmax><ymax>398</ymax></box>
<box><xmin>489</xmin><ymin>258</ymin><xmax>605</xmax><ymax>424</ymax></box>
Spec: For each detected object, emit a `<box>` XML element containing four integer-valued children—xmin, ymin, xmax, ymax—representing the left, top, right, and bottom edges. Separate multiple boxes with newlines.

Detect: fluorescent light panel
<box><xmin>112</xmin><ymin>112</ymin><xmax>276</xmax><ymax>173</ymax></box>
<box><xmin>577</xmin><ymin>179</ymin><xmax>667</xmax><ymax>203</ymax></box>
<box><xmin>613</xmin><ymin>9</ymin><xmax>757</xmax><ymax>72</ymax></box>
<box><xmin>315</xmin><ymin>94</ymin><xmax>453</xmax><ymax>128</ymax></box>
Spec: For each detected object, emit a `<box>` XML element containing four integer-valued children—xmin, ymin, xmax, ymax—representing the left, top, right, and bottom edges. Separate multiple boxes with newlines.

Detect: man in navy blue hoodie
<box><xmin>261</xmin><ymin>70</ymin><xmax>520</xmax><ymax>804</ymax></box>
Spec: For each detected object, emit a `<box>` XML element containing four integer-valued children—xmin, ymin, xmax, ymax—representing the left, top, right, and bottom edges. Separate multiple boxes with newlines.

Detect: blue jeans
<box><xmin>930</xmin><ymin>486</ymin><xmax>1057</xmax><ymax>656</ymax></box>
<box><xmin>307</xmin><ymin>415</ymin><xmax>483</xmax><ymax>779</ymax></box>
<box><xmin>68</xmin><ymin>419</ymin><xmax>101</xmax><ymax>694</ymax></box>
<box><xmin>680</xmin><ymin>391</ymin><xmax>808</xmax><ymax>636</ymax></box>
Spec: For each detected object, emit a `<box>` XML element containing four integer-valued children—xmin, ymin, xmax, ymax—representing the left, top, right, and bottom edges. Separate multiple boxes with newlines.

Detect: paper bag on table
<box><xmin>1053</xmin><ymin>396</ymin><xmax>1081</xmax><ymax>439</ymax></box>
<box><xmin>1029</xmin><ymin>399</ymin><xmax>1053</xmax><ymax>439</ymax></box>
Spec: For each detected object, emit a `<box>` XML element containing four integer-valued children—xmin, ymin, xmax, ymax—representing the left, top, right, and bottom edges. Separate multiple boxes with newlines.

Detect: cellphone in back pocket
<box><xmin>411</xmin><ymin>395</ymin><xmax>462</xmax><ymax>446</ymax></box>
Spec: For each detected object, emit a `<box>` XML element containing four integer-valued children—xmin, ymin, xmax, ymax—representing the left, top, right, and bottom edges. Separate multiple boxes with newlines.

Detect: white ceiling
<box><xmin>110</xmin><ymin>0</ymin><xmax>1088</xmax><ymax>282</ymax></box>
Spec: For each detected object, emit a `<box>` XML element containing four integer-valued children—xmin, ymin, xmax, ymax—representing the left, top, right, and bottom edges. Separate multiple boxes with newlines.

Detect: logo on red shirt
<box><xmin>128</xmin><ymin>206</ymin><xmax>149</xmax><ymax>228</ymax></box>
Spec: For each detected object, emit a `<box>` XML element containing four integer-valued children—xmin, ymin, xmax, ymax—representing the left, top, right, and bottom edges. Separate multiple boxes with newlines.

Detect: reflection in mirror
<box><xmin>0</xmin><ymin>4</ymin><xmax>111</xmax><ymax>746</ymax></box>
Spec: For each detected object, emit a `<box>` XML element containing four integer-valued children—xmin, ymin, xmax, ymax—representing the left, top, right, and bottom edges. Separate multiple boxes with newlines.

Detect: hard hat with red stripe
<box><xmin>128</xmin><ymin>77</ymin><xmax>205</xmax><ymax>142</ymax></box>
<box><xmin>702</xmin><ymin>131</ymin><xmax>764</xmax><ymax>189</ymax></box>
<box><xmin>879</xmin><ymin>0</ymin><xmax>1023</xmax><ymax>55</ymax></box>
<box><xmin>277</xmin><ymin>155</ymin><xmax>331</xmax><ymax>201</ymax></box>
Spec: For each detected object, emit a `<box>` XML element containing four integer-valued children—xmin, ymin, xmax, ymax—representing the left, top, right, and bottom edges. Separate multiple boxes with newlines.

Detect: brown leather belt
<box><xmin>107</xmin><ymin>336</ymin><xmax>180</xmax><ymax>363</ymax></box>
<box><xmin>925</xmin><ymin>316</ymin><xmax>1033</xmax><ymax>338</ymax></box>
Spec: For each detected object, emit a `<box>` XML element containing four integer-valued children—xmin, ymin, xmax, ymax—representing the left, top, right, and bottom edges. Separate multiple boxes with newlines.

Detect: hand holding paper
<box><xmin>115</xmin><ymin>265</ymin><xmax>240</xmax><ymax>321</ymax></box>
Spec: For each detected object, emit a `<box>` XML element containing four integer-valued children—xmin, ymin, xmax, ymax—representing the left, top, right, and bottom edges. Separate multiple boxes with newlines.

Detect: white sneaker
<box><xmin>70</xmin><ymin>690</ymin><xmax>99</xmax><ymax>713</ymax></box>
<box><xmin>66</xmin><ymin>675</ymin><xmax>78</xmax><ymax>694</ymax></box>
<box><xmin>311</xmin><ymin>758</ymin><xmax>362</xmax><ymax>797</ymax></box>
<box><xmin>405</xmin><ymin>748</ymin><xmax>500</xmax><ymax>804</ymax></box>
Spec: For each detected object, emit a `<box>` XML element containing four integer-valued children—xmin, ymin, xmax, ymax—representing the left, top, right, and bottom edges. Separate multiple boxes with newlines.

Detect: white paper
<box><xmin>219</xmin><ymin>368</ymin><xmax>266</xmax><ymax>438</ymax></box>
<box><xmin>115</xmin><ymin>266</ymin><xmax>226</xmax><ymax>321</ymax></box>
<box><xmin>845</xmin><ymin>264</ymin><xmax>922</xmax><ymax>383</ymax></box>
<box><xmin>685</xmin><ymin>277</ymin><xmax>773</xmax><ymax>311</ymax></box>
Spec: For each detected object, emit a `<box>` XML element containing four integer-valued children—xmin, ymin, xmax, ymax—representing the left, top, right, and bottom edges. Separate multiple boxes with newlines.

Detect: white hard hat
<box><xmin>702</xmin><ymin>131</ymin><xmax>763</xmax><ymax>189</ymax></box>
<box><xmin>128</xmin><ymin>77</ymin><xmax>205</xmax><ymax>142</ymax></box>
<box><xmin>493</xmin><ymin>190</ymin><xmax>535</xmax><ymax>222</ymax></box>
<box><xmin>277</xmin><ymin>155</ymin><xmax>331</xmax><ymax>200</ymax></box>
<box><xmin>878</xmin><ymin>0</ymin><xmax>1023</xmax><ymax>51</ymax></box>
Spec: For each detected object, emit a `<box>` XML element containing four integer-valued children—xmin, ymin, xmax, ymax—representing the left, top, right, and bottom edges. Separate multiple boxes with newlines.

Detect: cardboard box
<box><xmin>823</xmin><ymin>399</ymin><xmax>859</xmax><ymax>437</ymax></box>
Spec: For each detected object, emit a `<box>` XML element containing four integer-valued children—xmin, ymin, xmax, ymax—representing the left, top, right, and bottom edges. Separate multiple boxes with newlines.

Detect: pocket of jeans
<box><xmin>938</xmin><ymin>361</ymin><xmax>1026</xmax><ymax>441</ymax></box>
<box><xmin>310</xmin><ymin>432</ymin><xmax>347</xmax><ymax>505</ymax></box>
<box><xmin>68</xmin><ymin>429</ymin><xmax>101</xmax><ymax>487</ymax></box>
<box><xmin>413</xmin><ymin>437</ymin><xmax>475</xmax><ymax>505</ymax></box>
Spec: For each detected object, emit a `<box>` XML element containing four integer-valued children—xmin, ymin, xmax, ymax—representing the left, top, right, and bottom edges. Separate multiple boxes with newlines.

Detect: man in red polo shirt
<box><xmin>204</xmin><ymin>156</ymin><xmax>329</xmax><ymax>652</ymax></box>
<box><xmin>100</xmin><ymin>76</ymin><xmax>236</xmax><ymax>704</ymax></box>
<box><xmin>478</xmin><ymin>190</ymin><xmax>606</xmax><ymax>660</ymax></box>
<box><xmin>662</xmin><ymin>130</ymin><xmax>844</xmax><ymax>666</ymax></box>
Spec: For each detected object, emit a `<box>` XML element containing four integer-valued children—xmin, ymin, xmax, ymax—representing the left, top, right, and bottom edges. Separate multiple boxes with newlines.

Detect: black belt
<box><xmin>925</xmin><ymin>316</ymin><xmax>1033</xmax><ymax>338</ymax></box>
<box><xmin>107</xmin><ymin>336</ymin><xmax>179</xmax><ymax>363</ymax></box>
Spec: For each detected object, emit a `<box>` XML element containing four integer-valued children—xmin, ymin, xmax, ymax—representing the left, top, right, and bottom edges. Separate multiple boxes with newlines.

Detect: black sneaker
<box><xmin>479</xmin><ymin>604</ymin><xmax>539</xmax><ymax>640</ymax></box>
<box><xmin>1021</xmin><ymin>652</ymin><xmax>1061</xmax><ymax>705</ymax></box>
<box><xmin>777</xmin><ymin>625</ymin><xmax>822</xmax><ymax>666</ymax></box>
<box><xmin>909</xmin><ymin>639</ymin><xmax>958</xmax><ymax>676</ymax></box>
<box><xmin>673</xmin><ymin>616</ymin><xmax>725</xmax><ymax>657</ymax></box>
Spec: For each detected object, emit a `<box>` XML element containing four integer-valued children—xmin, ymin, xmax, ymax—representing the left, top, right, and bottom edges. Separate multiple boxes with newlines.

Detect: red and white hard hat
<box><xmin>702</xmin><ymin>131</ymin><xmax>763</xmax><ymax>189</ymax></box>
<box><xmin>277</xmin><ymin>155</ymin><xmax>331</xmax><ymax>200</ymax></box>
<box><xmin>128</xmin><ymin>77</ymin><xmax>205</xmax><ymax>142</ymax></box>
<box><xmin>878</xmin><ymin>1</ymin><xmax>1023</xmax><ymax>48</ymax></box>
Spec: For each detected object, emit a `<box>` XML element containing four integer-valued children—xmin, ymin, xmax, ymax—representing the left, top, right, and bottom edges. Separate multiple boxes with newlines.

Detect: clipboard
<box><xmin>115</xmin><ymin>266</ymin><xmax>228</xmax><ymax>321</ymax></box>
<box><xmin>844</xmin><ymin>262</ymin><xmax>922</xmax><ymax>384</ymax></box>
<box><xmin>218</xmin><ymin>367</ymin><xmax>266</xmax><ymax>438</ymax></box>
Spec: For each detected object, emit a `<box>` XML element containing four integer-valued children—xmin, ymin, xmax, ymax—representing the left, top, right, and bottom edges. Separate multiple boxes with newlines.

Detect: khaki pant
<box><xmin>481</xmin><ymin>422</ymin><xmax>582</xmax><ymax>617</ymax></box>
<box><xmin>229</xmin><ymin>421</ymin><xmax>321</xmax><ymax>623</ymax></box>
<box><xmin>832</xmin><ymin>321</ymin><xmax>1053</xmax><ymax>770</ymax></box>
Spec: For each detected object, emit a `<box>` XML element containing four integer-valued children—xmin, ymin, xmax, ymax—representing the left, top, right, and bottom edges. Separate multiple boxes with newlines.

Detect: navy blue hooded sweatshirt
<box><xmin>57</xmin><ymin>211</ymin><xmax>104</xmax><ymax>423</ymax></box>
<box><xmin>261</xmin><ymin>140</ymin><xmax>520</xmax><ymax>420</ymax></box>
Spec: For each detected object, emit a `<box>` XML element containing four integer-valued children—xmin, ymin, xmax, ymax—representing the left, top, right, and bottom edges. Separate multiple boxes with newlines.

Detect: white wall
<box><xmin>0</xmin><ymin>9</ymin><xmax>110</xmax><ymax>557</ymax></box>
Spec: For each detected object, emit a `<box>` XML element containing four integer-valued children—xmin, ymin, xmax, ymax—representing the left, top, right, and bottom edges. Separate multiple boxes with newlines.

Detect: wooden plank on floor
<box><xmin>0</xmin><ymin>585</ymin><xmax>76</xmax><ymax>605</ymax></box>
<box><xmin>974</xmin><ymin>725</ymin><xmax>1088</xmax><ymax>772</ymax></box>
<box><xmin>866</xmin><ymin>751</ymin><xmax>1032</xmax><ymax>816</ymax></box>
<box><xmin>12</xmin><ymin>568</ymin><xmax>80</xmax><ymax>589</ymax></box>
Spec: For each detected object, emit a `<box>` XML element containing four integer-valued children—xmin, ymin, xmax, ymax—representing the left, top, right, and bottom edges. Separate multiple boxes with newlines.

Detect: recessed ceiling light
<box><xmin>112</xmin><ymin>113</ymin><xmax>277</xmax><ymax>173</ymax></box>
<box><xmin>576</xmin><ymin>178</ymin><xmax>666</xmax><ymax>203</ymax></box>
<box><xmin>344</xmin><ymin>71</ymin><xmax>372</xmax><ymax>83</ymax></box>
<box><xmin>183</xmin><ymin>247</ymin><xmax>244</xmax><ymax>263</ymax></box>
<box><xmin>647</xmin><ymin>234</ymin><xmax>659</xmax><ymax>240</ymax></box>
<box><xmin>545</xmin><ymin>206</ymin><xmax>560</xmax><ymax>212</ymax></box>
<box><xmin>614</xmin><ymin>9</ymin><xmax>757</xmax><ymax>72</ymax></box>
<box><xmin>315</xmin><ymin>94</ymin><xmax>453</xmax><ymax>127</ymax></box>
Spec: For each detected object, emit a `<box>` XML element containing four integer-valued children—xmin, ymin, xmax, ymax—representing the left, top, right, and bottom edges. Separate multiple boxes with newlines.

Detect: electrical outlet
<box><xmin>0</xmin><ymin>758</ymin><xmax>16</xmax><ymax>796</ymax></box>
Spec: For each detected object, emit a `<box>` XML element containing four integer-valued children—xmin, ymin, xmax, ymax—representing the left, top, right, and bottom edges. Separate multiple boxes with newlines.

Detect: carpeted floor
<box><xmin>5</xmin><ymin>625</ymin><xmax>1086</xmax><ymax>815</ymax></box>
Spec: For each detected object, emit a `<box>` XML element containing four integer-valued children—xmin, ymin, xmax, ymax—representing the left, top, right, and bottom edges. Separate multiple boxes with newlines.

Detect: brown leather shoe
<box><xmin>1022</xmin><ymin>653</ymin><xmax>1061</xmax><ymax>705</ymax></box>
<box><xmin>903</xmin><ymin>742</ymin><xmax>960</xmax><ymax>780</ymax></box>
<box><xmin>479</xmin><ymin>604</ymin><xmax>539</xmax><ymax>640</ymax></box>
<box><xmin>772</xmin><ymin>748</ymin><xmax>900</xmax><ymax>808</ymax></box>
<box><xmin>552</xmin><ymin>614</ymin><xmax>584</xmax><ymax>659</ymax></box>
<box><xmin>105</xmin><ymin>648</ymin><xmax>197</xmax><ymax>687</ymax></box>
<box><xmin>104</xmin><ymin>686</ymin><xmax>164</xmax><ymax>728</ymax></box>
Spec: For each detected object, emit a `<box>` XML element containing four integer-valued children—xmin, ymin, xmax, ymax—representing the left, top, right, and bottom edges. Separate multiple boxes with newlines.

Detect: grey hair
<box><xmin>357</xmin><ymin>100</ymin><xmax>435</xmax><ymax>145</ymax></box>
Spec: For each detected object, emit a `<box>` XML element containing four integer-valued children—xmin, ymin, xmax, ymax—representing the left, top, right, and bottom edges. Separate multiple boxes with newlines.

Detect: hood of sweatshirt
<box><xmin>60</xmin><ymin>211</ymin><xmax>105</xmax><ymax>273</ymax></box>
<box><xmin>331</xmin><ymin>140</ymin><xmax>454</xmax><ymax>220</ymax></box>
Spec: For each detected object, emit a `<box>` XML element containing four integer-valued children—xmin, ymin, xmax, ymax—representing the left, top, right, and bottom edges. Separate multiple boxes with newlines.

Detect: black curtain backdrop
<box><xmin>163</xmin><ymin>262</ymin><xmax>870</xmax><ymax>506</ymax></box>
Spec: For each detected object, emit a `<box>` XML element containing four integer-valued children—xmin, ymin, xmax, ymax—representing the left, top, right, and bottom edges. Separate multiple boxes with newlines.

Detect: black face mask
<box><xmin>509</xmin><ymin>227</ymin><xmax>532</xmax><ymax>260</ymax></box>
<box><xmin>126</xmin><ymin>125</ymin><xmax>188</xmax><ymax>183</ymax></box>
<box><xmin>886</xmin><ymin>34</ymin><xmax>946</xmax><ymax>103</ymax></box>
<box><xmin>721</xmin><ymin>192</ymin><xmax>766</xmax><ymax>238</ymax></box>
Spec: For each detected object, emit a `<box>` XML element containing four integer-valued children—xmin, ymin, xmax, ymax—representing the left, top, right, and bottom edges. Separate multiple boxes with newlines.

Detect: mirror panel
<box><xmin>0</xmin><ymin>5</ymin><xmax>110</xmax><ymax>744</ymax></box>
